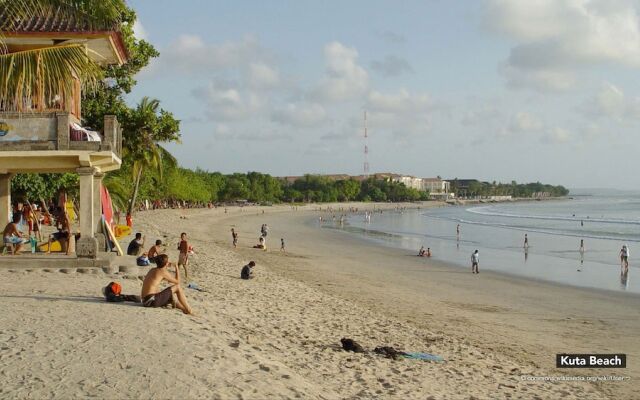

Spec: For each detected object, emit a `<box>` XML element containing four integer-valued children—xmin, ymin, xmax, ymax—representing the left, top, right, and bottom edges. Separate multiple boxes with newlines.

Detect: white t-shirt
<box><xmin>622</xmin><ymin>247</ymin><xmax>629</xmax><ymax>257</ymax></box>
<box><xmin>471</xmin><ymin>253</ymin><xmax>479</xmax><ymax>263</ymax></box>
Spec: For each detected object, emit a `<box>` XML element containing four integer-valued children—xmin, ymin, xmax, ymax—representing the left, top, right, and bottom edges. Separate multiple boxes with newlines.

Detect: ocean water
<box><xmin>336</xmin><ymin>196</ymin><xmax>640</xmax><ymax>294</ymax></box>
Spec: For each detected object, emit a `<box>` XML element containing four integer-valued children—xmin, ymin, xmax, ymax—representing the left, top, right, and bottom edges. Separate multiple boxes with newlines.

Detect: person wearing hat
<box><xmin>241</xmin><ymin>261</ymin><xmax>256</xmax><ymax>280</ymax></box>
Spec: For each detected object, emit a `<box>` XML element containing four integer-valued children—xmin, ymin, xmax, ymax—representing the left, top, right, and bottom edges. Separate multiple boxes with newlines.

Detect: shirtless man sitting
<box><xmin>141</xmin><ymin>254</ymin><xmax>193</xmax><ymax>314</ymax></box>
<box><xmin>147</xmin><ymin>239</ymin><xmax>164</xmax><ymax>260</ymax></box>
<box><xmin>3</xmin><ymin>214</ymin><xmax>25</xmax><ymax>255</ymax></box>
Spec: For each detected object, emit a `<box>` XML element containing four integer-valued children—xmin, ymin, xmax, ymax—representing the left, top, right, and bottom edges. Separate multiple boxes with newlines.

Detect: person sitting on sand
<box><xmin>3</xmin><ymin>214</ymin><xmax>25</xmax><ymax>255</ymax></box>
<box><xmin>47</xmin><ymin>207</ymin><xmax>71</xmax><ymax>255</ymax></box>
<box><xmin>147</xmin><ymin>239</ymin><xmax>164</xmax><ymax>260</ymax></box>
<box><xmin>127</xmin><ymin>233</ymin><xmax>145</xmax><ymax>256</ymax></box>
<box><xmin>253</xmin><ymin>236</ymin><xmax>266</xmax><ymax>250</ymax></box>
<box><xmin>141</xmin><ymin>254</ymin><xmax>192</xmax><ymax>314</ymax></box>
<box><xmin>241</xmin><ymin>261</ymin><xmax>256</xmax><ymax>280</ymax></box>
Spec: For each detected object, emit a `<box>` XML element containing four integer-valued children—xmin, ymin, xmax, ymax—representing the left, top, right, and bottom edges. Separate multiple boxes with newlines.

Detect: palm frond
<box><xmin>0</xmin><ymin>44</ymin><xmax>102</xmax><ymax>111</ymax></box>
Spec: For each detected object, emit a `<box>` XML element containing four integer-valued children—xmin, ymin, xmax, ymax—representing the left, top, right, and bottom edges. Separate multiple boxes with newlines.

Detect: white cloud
<box><xmin>315</xmin><ymin>42</ymin><xmax>369</xmax><ymax>101</ymax></box>
<box><xmin>365</xmin><ymin>89</ymin><xmax>435</xmax><ymax>142</ymax></box>
<box><xmin>272</xmin><ymin>103</ymin><xmax>327</xmax><ymax>127</ymax></box>
<box><xmin>248</xmin><ymin>63</ymin><xmax>280</xmax><ymax>90</ymax></box>
<box><xmin>159</xmin><ymin>34</ymin><xmax>271</xmax><ymax>75</ymax></box>
<box><xmin>486</xmin><ymin>0</ymin><xmax>640</xmax><ymax>91</ymax></box>
<box><xmin>581</xmin><ymin>82</ymin><xmax>640</xmax><ymax>121</ymax></box>
<box><xmin>370</xmin><ymin>55</ymin><xmax>413</xmax><ymax>77</ymax></box>
<box><xmin>193</xmin><ymin>82</ymin><xmax>265</xmax><ymax>121</ymax></box>
<box><xmin>132</xmin><ymin>19</ymin><xmax>148</xmax><ymax>40</ymax></box>
<box><xmin>508</xmin><ymin>111</ymin><xmax>544</xmax><ymax>133</ymax></box>
<box><xmin>541</xmin><ymin>127</ymin><xmax>572</xmax><ymax>144</ymax></box>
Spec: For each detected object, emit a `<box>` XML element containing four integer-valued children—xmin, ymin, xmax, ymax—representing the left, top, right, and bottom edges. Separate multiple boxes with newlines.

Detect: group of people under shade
<box><xmin>124</xmin><ymin>230</ymin><xmax>258</xmax><ymax>316</ymax></box>
<box><xmin>3</xmin><ymin>205</ymin><xmax>73</xmax><ymax>255</ymax></box>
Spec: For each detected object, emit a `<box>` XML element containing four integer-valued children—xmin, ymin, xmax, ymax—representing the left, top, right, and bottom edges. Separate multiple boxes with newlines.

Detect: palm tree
<box><xmin>124</xmin><ymin>97</ymin><xmax>179</xmax><ymax>215</ymax></box>
<box><xmin>0</xmin><ymin>0</ymin><xmax>126</xmax><ymax>111</ymax></box>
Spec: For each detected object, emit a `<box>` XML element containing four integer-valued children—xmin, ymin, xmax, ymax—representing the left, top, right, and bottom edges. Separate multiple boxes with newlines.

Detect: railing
<box><xmin>0</xmin><ymin>112</ymin><xmax>121</xmax><ymax>158</ymax></box>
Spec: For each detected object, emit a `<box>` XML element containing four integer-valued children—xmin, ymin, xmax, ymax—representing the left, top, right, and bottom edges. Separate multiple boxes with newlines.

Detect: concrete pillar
<box><xmin>76</xmin><ymin>167</ymin><xmax>98</xmax><ymax>258</ymax></box>
<box><xmin>0</xmin><ymin>174</ymin><xmax>10</xmax><ymax>229</ymax></box>
<box><xmin>93</xmin><ymin>171</ymin><xmax>106</xmax><ymax>251</ymax></box>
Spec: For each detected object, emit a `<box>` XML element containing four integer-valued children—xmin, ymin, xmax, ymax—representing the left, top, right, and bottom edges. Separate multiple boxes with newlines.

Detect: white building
<box><xmin>422</xmin><ymin>178</ymin><xmax>450</xmax><ymax>194</ymax></box>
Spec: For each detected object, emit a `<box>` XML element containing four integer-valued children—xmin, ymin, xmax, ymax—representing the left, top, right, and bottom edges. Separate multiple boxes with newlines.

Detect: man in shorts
<box><xmin>141</xmin><ymin>254</ymin><xmax>192</xmax><ymax>314</ymax></box>
<box><xmin>3</xmin><ymin>214</ymin><xmax>25</xmax><ymax>255</ymax></box>
<box><xmin>231</xmin><ymin>228</ymin><xmax>238</xmax><ymax>248</ymax></box>
<box><xmin>471</xmin><ymin>250</ymin><xmax>480</xmax><ymax>274</ymax></box>
<box><xmin>47</xmin><ymin>207</ymin><xmax>71</xmax><ymax>255</ymax></box>
<box><xmin>177</xmin><ymin>232</ymin><xmax>190</xmax><ymax>279</ymax></box>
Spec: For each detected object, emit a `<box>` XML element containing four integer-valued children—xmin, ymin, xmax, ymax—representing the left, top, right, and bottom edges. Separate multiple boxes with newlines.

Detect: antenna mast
<box><xmin>363</xmin><ymin>110</ymin><xmax>369</xmax><ymax>177</ymax></box>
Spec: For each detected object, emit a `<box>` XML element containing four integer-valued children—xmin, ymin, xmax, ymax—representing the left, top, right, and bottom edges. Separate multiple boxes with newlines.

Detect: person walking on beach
<box><xmin>523</xmin><ymin>234</ymin><xmax>529</xmax><ymax>249</ymax></box>
<box><xmin>280</xmin><ymin>238</ymin><xmax>286</xmax><ymax>253</ymax></box>
<box><xmin>620</xmin><ymin>245</ymin><xmax>629</xmax><ymax>272</ymax></box>
<box><xmin>456</xmin><ymin>224</ymin><xmax>460</xmax><ymax>239</ymax></box>
<box><xmin>141</xmin><ymin>254</ymin><xmax>193</xmax><ymax>314</ymax></box>
<box><xmin>231</xmin><ymin>228</ymin><xmax>238</xmax><ymax>248</ymax></box>
<box><xmin>177</xmin><ymin>232</ymin><xmax>191</xmax><ymax>279</ymax></box>
<box><xmin>471</xmin><ymin>250</ymin><xmax>480</xmax><ymax>274</ymax></box>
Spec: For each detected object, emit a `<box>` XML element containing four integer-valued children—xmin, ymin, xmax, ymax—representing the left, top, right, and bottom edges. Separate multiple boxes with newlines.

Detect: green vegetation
<box><xmin>6</xmin><ymin>1</ymin><xmax>569</xmax><ymax>211</ymax></box>
<box><xmin>450</xmin><ymin>180</ymin><xmax>569</xmax><ymax>198</ymax></box>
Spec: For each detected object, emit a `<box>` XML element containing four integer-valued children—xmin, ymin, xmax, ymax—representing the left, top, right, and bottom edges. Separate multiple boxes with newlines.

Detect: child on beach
<box><xmin>241</xmin><ymin>261</ymin><xmax>256</xmax><ymax>280</ymax></box>
<box><xmin>178</xmin><ymin>233</ymin><xmax>191</xmax><ymax>279</ymax></box>
<box><xmin>141</xmin><ymin>254</ymin><xmax>193</xmax><ymax>314</ymax></box>
<box><xmin>231</xmin><ymin>228</ymin><xmax>238</xmax><ymax>248</ymax></box>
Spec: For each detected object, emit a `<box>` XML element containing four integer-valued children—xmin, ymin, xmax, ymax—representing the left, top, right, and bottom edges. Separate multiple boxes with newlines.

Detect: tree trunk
<box><xmin>128</xmin><ymin>166</ymin><xmax>144</xmax><ymax>215</ymax></box>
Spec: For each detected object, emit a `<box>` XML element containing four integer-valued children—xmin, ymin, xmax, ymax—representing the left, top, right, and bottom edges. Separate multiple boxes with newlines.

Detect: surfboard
<box><xmin>103</xmin><ymin>218</ymin><xmax>124</xmax><ymax>255</ymax></box>
<box><xmin>39</xmin><ymin>241</ymin><xmax>62</xmax><ymax>252</ymax></box>
<box><xmin>113</xmin><ymin>225</ymin><xmax>132</xmax><ymax>239</ymax></box>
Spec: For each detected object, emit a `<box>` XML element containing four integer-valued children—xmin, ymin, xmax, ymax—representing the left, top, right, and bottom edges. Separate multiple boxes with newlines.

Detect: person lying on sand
<box><xmin>241</xmin><ymin>261</ymin><xmax>256</xmax><ymax>280</ymax></box>
<box><xmin>3</xmin><ymin>214</ymin><xmax>25</xmax><ymax>255</ymax></box>
<box><xmin>141</xmin><ymin>254</ymin><xmax>193</xmax><ymax>314</ymax></box>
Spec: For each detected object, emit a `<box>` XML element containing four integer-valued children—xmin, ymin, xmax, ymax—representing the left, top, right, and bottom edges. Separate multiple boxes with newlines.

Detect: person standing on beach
<box><xmin>141</xmin><ymin>254</ymin><xmax>192</xmax><ymax>314</ymax></box>
<box><xmin>456</xmin><ymin>224</ymin><xmax>460</xmax><ymax>239</ymax></box>
<box><xmin>471</xmin><ymin>250</ymin><xmax>480</xmax><ymax>274</ymax></box>
<box><xmin>620</xmin><ymin>245</ymin><xmax>629</xmax><ymax>272</ymax></box>
<box><xmin>177</xmin><ymin>233</ymin><xmax>190</xmax><ymax>279</ymax></box>
<box><xmin>523</xmin><ymin>234</ymin><xmax>529</xmax><ymax>249</ymax></box>
<box><xmin>280</xmin><ymin>238</ymin><xmax>286</xmax><ymax>253</ymax></box>
<box><xmin>231</xmin><ymin>228</ymin><xmax>238</xmax><ymax>248</ymax></box>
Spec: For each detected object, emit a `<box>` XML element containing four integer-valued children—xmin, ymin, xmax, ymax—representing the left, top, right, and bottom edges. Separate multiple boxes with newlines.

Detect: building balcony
<box><xmin>0</xmin><ymin>112</ymin><xmax>122</xmax><ymax>173</ymax></box>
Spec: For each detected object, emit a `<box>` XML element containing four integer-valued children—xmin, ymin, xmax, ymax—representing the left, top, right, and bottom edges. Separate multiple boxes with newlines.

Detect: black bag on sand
<box><xmin>341</xmin><ymin>338</ymin><xmax>365</xmax><ymax>353</ymax></box>
<box><xmin>102</xmin><ymin>282</ymin><xmax>141</xmax><ymax>303</ymax></box>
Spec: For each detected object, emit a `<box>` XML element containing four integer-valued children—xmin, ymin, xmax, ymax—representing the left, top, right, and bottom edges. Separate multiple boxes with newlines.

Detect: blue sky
<box><xmin>127</xmin><ymin>0</ymin><xmax>640</xmax><ymax>189</ymax></box>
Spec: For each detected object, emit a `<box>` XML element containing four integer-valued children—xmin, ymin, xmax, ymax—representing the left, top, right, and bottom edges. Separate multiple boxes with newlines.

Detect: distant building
<box><xmin>422</xmin><ymin>178</ymin><xmax>450</xmax><ymax>194</ymax></box>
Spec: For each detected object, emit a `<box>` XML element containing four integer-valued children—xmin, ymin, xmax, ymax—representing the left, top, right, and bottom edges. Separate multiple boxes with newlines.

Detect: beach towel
<box><xmin>402</xmin><ymin>352</ymin><xmax>444</xmax><ymax>362</ymax></box>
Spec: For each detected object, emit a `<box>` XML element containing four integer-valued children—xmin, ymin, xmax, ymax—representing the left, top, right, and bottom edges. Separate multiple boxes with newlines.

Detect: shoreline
<box><xmin>208</xmin><ymin>203</ymin><xmax>639</xmax><ymax>399</ymax></box>
<box><xmin>0</xmin><ymin>203</ymin><xmax>636</xmax><ymax>399</ymax></box>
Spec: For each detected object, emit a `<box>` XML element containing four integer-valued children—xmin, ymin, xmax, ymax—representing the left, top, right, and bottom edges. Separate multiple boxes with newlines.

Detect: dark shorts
<box><xmin>142</xmin><ymin>287</ymin><xmax>174</xmax><ymax>308</ymax></box>
<box><xmin>52</xmin><ymin>231</ymin><xmax>70</xmax><ymax>241</ymax></box>
<box><xmin>472</xmin><ymin>262</ymin><xmax>479</xmax><ymax>267</ymax></box>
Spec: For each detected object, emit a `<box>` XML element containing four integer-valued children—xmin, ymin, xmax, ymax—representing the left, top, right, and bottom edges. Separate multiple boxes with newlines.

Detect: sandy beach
<box><xmin>1</xmin><ymin>203</ymin><xmax>638</xmax><ymax>399</ymax></box>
